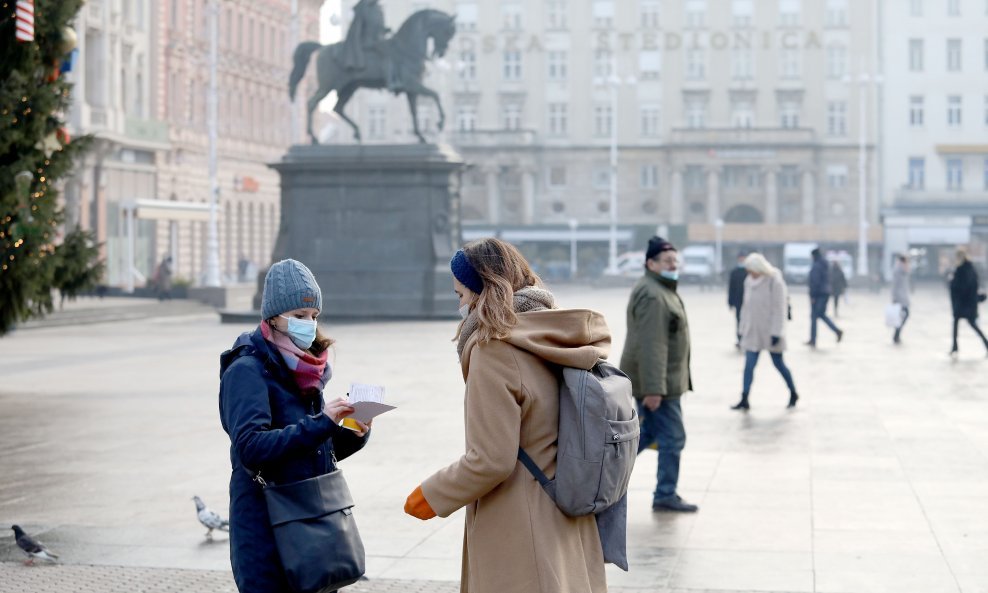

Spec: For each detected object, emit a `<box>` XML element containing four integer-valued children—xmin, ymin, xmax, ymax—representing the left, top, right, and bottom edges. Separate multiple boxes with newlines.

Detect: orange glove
<box><xmin>404</xmin><ymin>485</ymin><xmax>437</xmax><ymax>520</ymax></box>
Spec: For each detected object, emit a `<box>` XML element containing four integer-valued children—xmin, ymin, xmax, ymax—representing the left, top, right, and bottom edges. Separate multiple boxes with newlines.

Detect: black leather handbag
<box><xmin>254</xmin><ymin>468</ymin><xmax>365</xmax><ymax>593</ymax></box>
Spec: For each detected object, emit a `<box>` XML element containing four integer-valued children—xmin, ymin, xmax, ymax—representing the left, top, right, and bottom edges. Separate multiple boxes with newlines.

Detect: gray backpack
<box><xmin>517</xmin><ymin>360</ymin><xmax>639</xmax><ymax>516</ymax></box>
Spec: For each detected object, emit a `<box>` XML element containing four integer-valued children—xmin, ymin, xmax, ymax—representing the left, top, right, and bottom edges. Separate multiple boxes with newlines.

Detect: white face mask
<box><xmin>459</xmin><ymin>304</ymin><xmax>471</xmax><ymax>319</ymax></box>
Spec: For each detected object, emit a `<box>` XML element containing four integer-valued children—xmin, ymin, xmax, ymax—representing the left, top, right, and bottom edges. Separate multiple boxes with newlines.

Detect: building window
<box><xmin>640</xmin><ymin>164</ymin><xmax>659</xmax><ymax>189</ymax></box>
<box><xmin>641</xmin><ymin>1</ymin><xmax>660</xmax><ymax>28</ymax></box>
<box><xmin>547</xmin><ymin>51</ymin><xmax>568</xmax><ymax>81</ymax></box>
<box><xmin>639</xmin><ymin>50</ymin><xmax>661</xmax><ymax>80</ymax></box>
<box><xmin>909</xmin><ymin>39</ymin><xmax>924</xmax><ymax>72</ymax></box>
<box><xmin>503</xmin><ymin>51</ymin><xmax>522</xmax><ymax>80</ymax></box>
<box><xmin>546</xmin><ymin>1</ymin><xmax>568</xmax><ymax>29</ymax></box>
<box><xmin>984</xmin><ymin>38</ymin><xmax>988</xmax><ymax>70</ymax></box>
<box><xmin>548</xmin><ymin>166</ymin><xmax>567</xmax><ymax>188</ymax></box>
<box><xmin>947</xmin><ymin>158</ymin><xmax>963</xmax><ymax>190</ymax></box>
<box><xmin>984</xmin><ymin>95</ymin><xmax>988</xmax><ymax>124</ymax></box>
<box><xmin>548</xmin><ymin>103</ymin><xmax>568</xmax><ymax>136</ymax></box>
<box><xmin>593</xmin><ymin>0</ymin><xmax>614</xmax><ymax>28</ymax></box>
<box><xmin>827</xmin><ymin>165</ymin><xmax>848</xmax><ymax>189</ymax></box>
<box><xmin>779</xmin><ymin>0</ymin><xmax>800</xmax><ymax>26</ymax></box>
<box><xmin>947</xmin><ymin>39</ymin><xmax>962</xmax><ymax>71</ymax></box>
<box><xmin>457</xmin><ymin>2</ymin><xmax>478</xmax><ymax>31</ymax></box>
<box><xmin>640</xmin><ymin>105</ymin><xmax>661</xmax><ymax>136</ymax></box>
<box><xmin>984</xmin><ymin>158</ymin><xmax>988</xmax><ymax>189</ymax></box>
<box><xmin>594</xmin><ymin>104</ymin><xmax>613</xmax><ymax>137</ymax></box>
<box><xmin>732</xmin><ymin>0</ymin><xmax>753</xmax><ymax>27</ymax></box>
<box><xmin>779</xmin><ymin>98</ymin><xmax>800</xmax><ymax>128</ymax></box>
<box><xmin>827</xmin><ymin>101</ymin><xmax>847</xmax><ymax>136</ymax></box>
<box><xmin>910</xmin><ymin>0</ymin><xmax>923</xmax><ymax>16</ymax></box>
<box><xmin>826</xmin><ymin>0</ymin><xmax>847</xmax><ymax>27</ymax></box>
<box><xmin>908</xmin><ymin>157</ymin><xmax>925</xmax><ymax>189</ymax></box>
<box><xmin>685</xmin><ymin>0</ymin><xmax>706</xmax><ymax>28</ymax></box>
<box><xmin>501</xmin><ymin>1</ymin><xmax>522</xmax><ymax>30</ymax></box>
<box><xmin>686</xmin><ymin>49</ymin><xmax>706</xmax><ymax>80</ymax></box>
<box><xmin>779</xmin><ymin>166</ymin><xmax>800</xmax><ymax>189</ymax></box>
<box><xmin>910</xmin><ymin>95</ymin><xmax>925</xmax><ymax>126</ymax></box>
<box><xmin>731</xmin><ymin>99</ymin><xmax>754</xmax><ymax>128</ymax></box>
<box><xmin>368</xmin><ymin>106</ymin><xmax>386</xmax><ymax>139</ymax></box>
<box><xmin>948</xmin><ymin>0</ymin><xmax>961</xmax><ymax>16</ymax></box>
<box><xmin>456</xmin><ymin>106</ymin><xmax>476</xmax><ymax>132</ymax></box>
<box><xmin>780</xmin><ymin>48</ymin><xmax>801</xmax><ymax>79</ymax></box>
<box><xmin>685</xmin><ymin>97</ymin><xmax>707</xmax><ymax>129</ymax></box>
<box><xmin>731</xmin><ymin>50</ymin><xmax>754</xmax><ymax>79</ymax></box>
<box><xmin>827</xmin><ymin>45</ymin><xmax>846</xmax><ymax>79</ymax></box>
<box><xmin>459</xmin><ymin>51</ymin><xmax>476</xmax><ymax>80</ymax></box>
<box><xmin>948</xmin><ymin>95</ymin><xmax>962</xmax><ymax>126</ymax></box>
<box><xmin>594</xmin><ymin>49</ymin><xmax>613</xmax><ymax>78</ymax></box>
<box><xmin>502</xmin><ymin>104</ymin><xmax>522</xmax><ymax>130</ymax></box>
<box><xmin>593</xmin><ymin>166</ymin><xmax>611</xmax><ymax>189</ymax></box>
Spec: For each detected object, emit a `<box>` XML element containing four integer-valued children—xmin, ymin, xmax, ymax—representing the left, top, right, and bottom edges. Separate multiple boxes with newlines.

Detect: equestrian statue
<box><xmin>289</xmin><ymin>1</ymin><xmax>457</xmax><ymax>144</ymax></box>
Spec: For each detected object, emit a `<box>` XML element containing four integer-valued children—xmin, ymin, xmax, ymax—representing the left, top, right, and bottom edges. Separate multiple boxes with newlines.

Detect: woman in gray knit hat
<box><xmin>218</xmin><ymin>259</ymin><xmax>371</xmax><ymax>593</ymax></box>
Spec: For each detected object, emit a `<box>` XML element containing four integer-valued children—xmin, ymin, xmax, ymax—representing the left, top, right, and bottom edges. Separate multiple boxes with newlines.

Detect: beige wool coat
<box><xmin>739</xmin><ymin>271</ymin><xmax>789</xmax><ymax>353</ymax></box>
<box><xmin>420</xmin><ymin>309</ymin><xmax>611</xmax><ymax>593</ymax></box>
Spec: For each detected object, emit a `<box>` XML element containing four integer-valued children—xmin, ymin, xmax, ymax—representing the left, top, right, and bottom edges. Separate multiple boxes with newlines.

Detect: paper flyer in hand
<box><xmin>341</xmin><ymin>382</ymin><xmax>395</xmax><ymax>430</ymax></box>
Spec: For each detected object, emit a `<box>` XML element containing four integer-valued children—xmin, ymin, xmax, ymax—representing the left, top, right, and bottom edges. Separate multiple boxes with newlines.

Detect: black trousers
<box><xmin>952</xmin><ymin>316</ymin><xmax>988</xmax><ymax>352</ymax></box>
<box><xmin>893</xmin><ymin>306</ymin><xmax>909</xmax><ymax>342</ymax></box>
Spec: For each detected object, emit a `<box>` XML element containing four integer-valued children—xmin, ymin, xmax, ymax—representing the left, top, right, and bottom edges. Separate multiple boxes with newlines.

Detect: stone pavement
<box><xmin>2</xmin><ymin>281</ymin><xmax>987</xmax><ymax>593</ymax></box>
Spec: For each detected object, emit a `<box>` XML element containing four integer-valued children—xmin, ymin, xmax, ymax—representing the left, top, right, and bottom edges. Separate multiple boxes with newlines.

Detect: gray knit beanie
<box><xmin>261</xmin><ymin>259</ymin><xmax>322</xmax><ymax>319</ymax></box>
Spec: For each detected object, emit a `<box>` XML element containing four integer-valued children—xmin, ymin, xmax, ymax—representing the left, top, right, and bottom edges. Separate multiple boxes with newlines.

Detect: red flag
<box><xmin>15</xmin><ymin>0</ymin><xmax>34</xmax><ymax>43</ymax></box>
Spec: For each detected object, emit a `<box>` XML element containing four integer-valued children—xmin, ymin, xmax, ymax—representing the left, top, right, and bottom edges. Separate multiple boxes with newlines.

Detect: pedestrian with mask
<box><xmin>619</xmin><ymin>236</ymin><xmax>697</xmax><ymax>513</ymax></box>
<box><xmin>891</xmin><ymin>255</ymin><xmax>911</xmax><ymax>344</ymax></box>
<box><xmin>807</xmin><ymin>247</ymin><xmax>843</xmax><ymax>348</ymax></box>
<box><xmin>404</xmin><ymin>238</ymin><xmax>613</xmax><ymax>593</ymax></box>
<box><xmin>949</xmin><ymin>248</ymin><xmax>988</xmax><ymax>358</ymax></box>
<box><xmin>728</xmin><ymin>251</ymin><xmax>748</xmax><ymax>350</ymax></box>
<box><xmin>731</xmin><ymin>253</ymin><xmax>799</xmax><ymax>411</ymax></box>
<box><xmin>219</xmin><ymin>259</ymin><xmax>371</xmax><ymax>593</ymax></box>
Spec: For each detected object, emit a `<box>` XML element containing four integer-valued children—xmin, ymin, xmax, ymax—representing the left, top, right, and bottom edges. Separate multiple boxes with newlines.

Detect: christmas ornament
<box><xmin>15</xmin><ymin>0</ymin><xmax>35</xmax><ymax>43</ymax></box>
<box><xmin>57</xmin><ymin>25</ymin><xmax>78</xmax><ymax>55</ymax></box>
<box><xmin>56</xmin><ymin>127</ymin><xmax>71</xmax><ymax>146</ymax></box>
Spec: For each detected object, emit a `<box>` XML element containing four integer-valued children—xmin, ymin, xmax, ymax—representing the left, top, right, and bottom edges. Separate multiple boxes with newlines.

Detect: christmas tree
<box><xmin>1</xmin><ymin>0</ymin><xmax>100</xmax><ymax>335</ymax></box>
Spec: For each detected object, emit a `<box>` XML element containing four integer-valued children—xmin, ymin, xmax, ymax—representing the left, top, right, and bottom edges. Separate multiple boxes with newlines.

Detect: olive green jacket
<box><xmin>619</xmin><ymin>270</ymin><xmax>693</xmax><ymax>400</ymax></box>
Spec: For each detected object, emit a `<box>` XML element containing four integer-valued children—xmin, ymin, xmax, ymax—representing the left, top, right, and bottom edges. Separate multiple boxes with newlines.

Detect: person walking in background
<box><xmin>728</xmin><ymin>252</ymin><xmax>748</xmax><ymax>350</ymax></box>
<box><xmin>829</xmin><ymin>260</ymin><xmax>848</xmax><ymax>318</ymax></box>
<box><xmin>948</xmin><ymin>249</ymin><xmax>988</xmax><ymax>358</ymax></box>
<box><xmin>731</xmin><ymin>253</ymin><xmax>799</xmax><ymax>411</ymax></box>
<box><xmin>619</xmin><ymin>236</ymin><xmax>697</xmax><ymax>513</ymax></box>
<box><xmin>155</xmin><ymin>256</ymin><xmax>173</xmax><ymax>301</ymax></box>
<box><xmin>219</xmin><ymin>259</ymin><xmax>371</xmax><ymax>593</ymax></box>
<box><xmin>807</xmin><ymin>247</ymin><xmax>843</xmax><ymax>348</ymax></box>
<box><xmin>404</xmin><ymin>238</ymin><xmax>612</xmax><ymax>593</ymax></box>
<box><xmin>892</xmin><ymin>255</ymin><xmax>911</xmax><ymax>344</ymax></box>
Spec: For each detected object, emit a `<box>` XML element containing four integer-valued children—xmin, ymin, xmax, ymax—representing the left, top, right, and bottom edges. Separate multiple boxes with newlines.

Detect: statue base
<box><xmin>264</xmin><ymin>144</ymin><xmax>465</xmax><ymax>319</ymax></box>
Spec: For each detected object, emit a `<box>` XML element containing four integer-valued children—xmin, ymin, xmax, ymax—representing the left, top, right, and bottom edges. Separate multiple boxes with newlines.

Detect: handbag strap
<box><xmin>244</xmin><ymin>449</ymin><xmax>338</xmax><ymax>489</ymax></box>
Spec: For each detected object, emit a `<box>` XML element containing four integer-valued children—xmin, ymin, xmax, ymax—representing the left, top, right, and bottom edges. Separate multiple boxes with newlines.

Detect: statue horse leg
<box><xmin>406</xmin><ymin>93</ymin><xmax>426</xmax><ymax>144</ymax></box>
<box><xmin>403</xmin><ymin>80</ymin><xmax>445</xmax><ymax>135</ymax></box>
<box><xmin>333</xmin><ymin>83</ymin><xmax>363</xmax><ymax>142</ymax></box>
<box><xmin>306</xmin><ymin>82</ymin><xmax>334</xmax><ymax>145</ymax></box>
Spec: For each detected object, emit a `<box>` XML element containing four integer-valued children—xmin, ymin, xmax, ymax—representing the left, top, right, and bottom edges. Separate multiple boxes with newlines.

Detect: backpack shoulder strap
<box><xmin>517</xmin><ymin>448</ymin><xmax>551</xmax><ymax>487</ymax></box>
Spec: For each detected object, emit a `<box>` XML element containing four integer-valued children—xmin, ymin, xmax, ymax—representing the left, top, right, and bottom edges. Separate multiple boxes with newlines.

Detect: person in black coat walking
<box><xmin>948</xmin><ymin>249</ymin><xmax>988</xmax><ymax>357</ymax></box>
<box><xmin>829</xmin><ymin>261</ymin><xmax>848</xmax><ymax>318</ymax></box>
<box><xmin>807</xmin><ymin>248</ymin><xmax>843</xmax><ymax>347</ymax></box>
<box><xmin>727</xmin><ymin>252</ymin><xmax>748</xmax><ymax>350</ymax></box>
<box><xmin>219</xmin><ymin>259</ymin><xmax>371</xmax><ymax>593</ymax></box>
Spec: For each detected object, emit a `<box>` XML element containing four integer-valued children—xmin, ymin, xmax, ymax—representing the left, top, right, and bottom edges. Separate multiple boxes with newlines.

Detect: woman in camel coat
<box><xmin>404</xmin><ymin>238</ymin><xmax>609</xmax><ymax>593</ymax></box>
<box><xmin>731</xmin><ymin>252</ymin><xmax>799</xmax><ymax>411</ymax></box>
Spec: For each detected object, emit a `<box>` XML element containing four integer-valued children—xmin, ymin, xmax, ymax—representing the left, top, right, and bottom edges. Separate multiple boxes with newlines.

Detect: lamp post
<box><xmin>844</xmin><ymin>61</ymin><xmax>881</xmax><ymax>279</ymax></box>
<box><xmin>714</xmin><ymin>218</ymin><xmax>724</xmax><ymax>276</ymax></box>
<box><xmin>203</xmin><ymin>0</ymin><xmax>221</xmax><ymax>287</ymax></box>
<box><xmin>568</xmin><ymin>219</ymin><xmax>579</xmax><ymax>279</ymax></box>
<box><xmin>594</xmin><ymin>67</ymin><xmax>635</xmax><ymax>275</ymax></box>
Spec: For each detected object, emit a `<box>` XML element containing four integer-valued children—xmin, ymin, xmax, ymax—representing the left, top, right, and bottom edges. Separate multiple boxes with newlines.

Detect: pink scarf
<box><xmin>260</xmin><ymin>322</ymin><xmax>331</xmax><ymax>394</ymax></box>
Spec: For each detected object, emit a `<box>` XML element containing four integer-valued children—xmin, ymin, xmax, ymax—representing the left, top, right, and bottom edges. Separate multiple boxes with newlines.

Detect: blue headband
<box><xmin>450</xmin><ymin>249</ymin><xmax>484</xmax><ymax>294</ymax></box>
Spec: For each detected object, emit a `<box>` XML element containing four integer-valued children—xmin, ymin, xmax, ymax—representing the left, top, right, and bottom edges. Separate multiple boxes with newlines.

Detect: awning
<box><xmin>132</xmin><ymin>199</ymin><xmax>211</xmax><ymax>222</ymax></box>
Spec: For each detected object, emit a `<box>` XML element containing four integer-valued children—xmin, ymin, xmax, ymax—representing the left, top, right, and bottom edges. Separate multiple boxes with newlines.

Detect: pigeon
<box><xmin>192</xmin><ymin>495</ymin><xmax>229</xmax><ymax>539</ymax></box>
<box><xmin>10</xmin><ymin>525</ymin><xmax>59</xmax><ymax>565</ymax></box>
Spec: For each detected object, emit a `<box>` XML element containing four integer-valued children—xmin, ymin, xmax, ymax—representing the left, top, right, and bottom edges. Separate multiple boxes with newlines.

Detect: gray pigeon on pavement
<box><xmin>11</xmin><ymin>525</ymin><xmax>59</xmax><ymax>565</ymax></box>
<box><xmin>192</xmin><ymin>495</ymin><xmax>229</xmax><ymax>538</ymax></box>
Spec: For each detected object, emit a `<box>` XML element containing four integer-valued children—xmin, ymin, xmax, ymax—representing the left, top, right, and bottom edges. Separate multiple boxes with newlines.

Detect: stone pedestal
<box><xmin>264</xmin><ymin>144</ymin><xmax>465</xmax><ymax>319</ymax></box>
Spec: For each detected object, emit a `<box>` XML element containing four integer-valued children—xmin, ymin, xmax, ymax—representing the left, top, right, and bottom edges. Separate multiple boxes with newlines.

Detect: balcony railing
<box><xmin>668</xmin><ymin>127</ymin><xmax>817</xmax><ymax>147</ymax></box>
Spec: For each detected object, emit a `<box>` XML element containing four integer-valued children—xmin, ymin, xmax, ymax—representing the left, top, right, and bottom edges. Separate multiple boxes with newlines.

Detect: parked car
<box><xmin>783</xmin><ymin>242</ymin><xmax>817</xmax><ymax>284</ymax></box>
<box><xmin>680</xmin><ymin>245</ymin><xmax>716</xmax><ymax>284</ymax></box>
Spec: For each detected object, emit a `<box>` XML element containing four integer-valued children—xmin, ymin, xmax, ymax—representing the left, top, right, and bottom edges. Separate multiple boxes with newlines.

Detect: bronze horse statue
<box><xmin>289</xmin><ymin>9</ymin><xmax>457</xmax><ymax>145</ymax></box>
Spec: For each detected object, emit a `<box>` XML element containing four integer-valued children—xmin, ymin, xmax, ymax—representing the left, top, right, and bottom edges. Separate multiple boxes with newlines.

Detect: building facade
<box><xmin>67</xmin><ymin>0</ymin><xmax>322</xmax><ymax>289</ymax></box>
<box><xmin>880</xmin><ymin>0</ymin><xmax>988</xmax><ymax>279</ymax></box>
<box><xmin>338</xmin><ymin>0</ymin><xmax>881</xmax><ymax>274</ymax></box>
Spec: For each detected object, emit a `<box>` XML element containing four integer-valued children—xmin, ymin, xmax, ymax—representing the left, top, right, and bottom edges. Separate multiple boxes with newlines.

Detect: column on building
<box><xmin>670</xmin><ymin>167</ymin><xmax>685</xmax><ymax>224</ymax></box>
<box><xmin>484</xmin><ymin>164</ymin><xmax>501</xmax><ymax>225</ymax></box>
<box><xmin>521</xmin><ymin>166</ymin><xmax>536</xmax><ymax>225</ymax></box>
<box><xmin>764</xmin><ymin>165</ymin><xmax>779</xmax><ymax>224</ymax></box>
<box><xmin>706</xmin><ymin>166</ymin><xmax>721</xmax><ymax>224</ymax></box>
<box><xmin>801</xmin><ymin>168</ymin><xmax>816</xmax><ymax>225</ymax></box>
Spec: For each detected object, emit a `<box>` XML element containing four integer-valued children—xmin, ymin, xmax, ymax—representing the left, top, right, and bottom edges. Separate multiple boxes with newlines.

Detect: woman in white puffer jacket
<box><xmin>731</xmin><ymin>253</ymin><xmax>799</xmax><ymax>410</ymax></box>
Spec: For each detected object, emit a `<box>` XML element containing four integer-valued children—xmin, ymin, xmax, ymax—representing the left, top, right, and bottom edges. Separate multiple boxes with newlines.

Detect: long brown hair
<box><xmin>456</xmin><ymin>238</ymin><xmax>543</xmax><ymax>344</ymax></box>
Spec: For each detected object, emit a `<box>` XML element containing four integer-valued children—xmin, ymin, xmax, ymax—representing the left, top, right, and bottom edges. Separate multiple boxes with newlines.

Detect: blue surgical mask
<box><xmin>659</xmin><ymin>270</ymin><xmax>679</xmax><ymax>282</ymax></box>
<box><xmin>279</xmin><ymin>315</ymin><xmax>317</xmax><ymax>350</ymax></box>
<box><xmin>459</xmin><ymin>304</ymin><xmax>471</xmax><ymax>319</ymax></box>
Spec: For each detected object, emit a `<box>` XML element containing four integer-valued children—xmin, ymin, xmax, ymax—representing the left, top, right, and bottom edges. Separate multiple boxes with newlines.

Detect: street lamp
<box><xmin>203</xmin><ymin>0</ymin><xmax>221</xmax><ymax>287</ymax></box>
<box><xmin>714</xmin><ymin>218</ymin><xmax>724</xmax><ymax>276</ymax></box>
<box><xmin>568</xmin><ymin>219</ymin><xmax>579</xmax><ymax>279</ymax></box>
<box><xmin>594</xmin><ymin>67</ymin><xmax>635</xmax><ymax>275</ymax></box>
<box><xmin>843</xmin><ymin>61</ymin><xmax>882</xmax><ymax>279</ymax></box>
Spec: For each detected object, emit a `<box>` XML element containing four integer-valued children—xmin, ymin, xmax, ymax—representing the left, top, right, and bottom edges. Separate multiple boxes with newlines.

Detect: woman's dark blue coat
<box><xmin>219</xmin><ymin>327</ymin><xmax>369</xmax><ymax>593</ymax></box>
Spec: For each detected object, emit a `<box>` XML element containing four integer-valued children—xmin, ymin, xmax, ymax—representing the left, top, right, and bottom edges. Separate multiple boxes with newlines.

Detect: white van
<box><xmin>783</xmin><ymin>243</ymin><xmax>817</xmax><ymax>284</ymax></box>
<box><xmin>680</xmin><ymin>245</ymin><xmax>716</xmax><ymax>284</ymax></box>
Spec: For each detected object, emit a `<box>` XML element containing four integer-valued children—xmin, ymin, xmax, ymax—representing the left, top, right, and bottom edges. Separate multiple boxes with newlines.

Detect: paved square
<box><xmin>1</xmin><ymin>282</ymin><xmax>987</xmax><ymax>592</ymax></box>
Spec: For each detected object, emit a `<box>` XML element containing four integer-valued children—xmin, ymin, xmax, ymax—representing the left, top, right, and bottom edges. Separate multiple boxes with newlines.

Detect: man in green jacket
<box><xmin>620</xmin><ymin>236</ymin><xmax>697</xmax><ymax>513</ymax></box>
